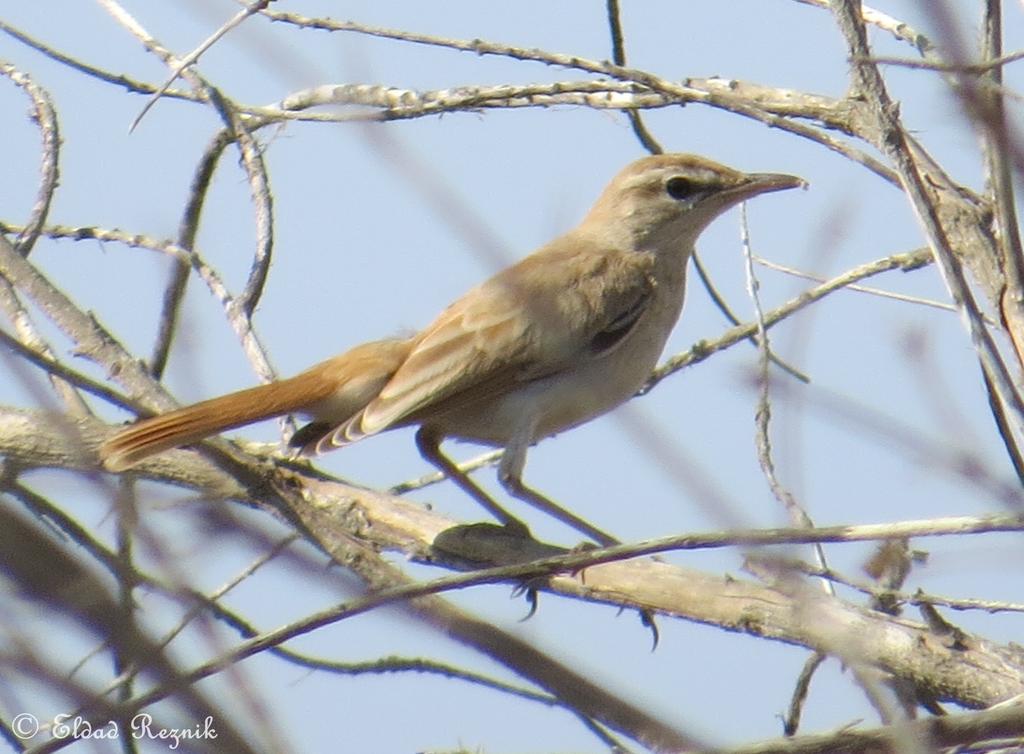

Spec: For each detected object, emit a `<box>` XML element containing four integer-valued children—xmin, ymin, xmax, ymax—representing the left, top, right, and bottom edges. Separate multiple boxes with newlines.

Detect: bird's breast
<box><xmin>427</xmin><ymin>268</ymin><xmax>687</xmax><ymax>446</ymax></box>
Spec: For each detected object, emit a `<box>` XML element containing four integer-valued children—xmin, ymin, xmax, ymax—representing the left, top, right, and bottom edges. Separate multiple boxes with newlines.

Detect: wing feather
<box><xmin>341</xmin><ymin>235</ymin><xmax>658</xmax><ymax>441</ymax></box>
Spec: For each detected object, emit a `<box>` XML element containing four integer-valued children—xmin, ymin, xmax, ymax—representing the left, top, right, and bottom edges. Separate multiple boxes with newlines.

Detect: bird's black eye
<box><xmin>665</xmin><ymin>176</ymin><xmax>696</xmax><ymax>201</ymax></box>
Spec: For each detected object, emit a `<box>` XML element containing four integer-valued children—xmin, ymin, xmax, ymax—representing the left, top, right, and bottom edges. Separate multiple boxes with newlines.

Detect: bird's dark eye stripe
<box><xmin>665</xmin><ymin>176</ymin><xmax>695</xmax><ymax>200</ymax></box>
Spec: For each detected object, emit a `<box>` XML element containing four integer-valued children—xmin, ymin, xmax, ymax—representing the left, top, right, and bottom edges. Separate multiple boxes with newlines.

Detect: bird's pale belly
<box><xmin>426</xmin><ymin>305</ymin><xmax>677</xmax><ymax>446</ymax></box>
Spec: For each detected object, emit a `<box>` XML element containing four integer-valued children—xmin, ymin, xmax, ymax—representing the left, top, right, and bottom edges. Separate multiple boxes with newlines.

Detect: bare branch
<box><xmin>0</xmin><ymin>62</ymin><xmax>59</xmax><ymax>258</ymax></box>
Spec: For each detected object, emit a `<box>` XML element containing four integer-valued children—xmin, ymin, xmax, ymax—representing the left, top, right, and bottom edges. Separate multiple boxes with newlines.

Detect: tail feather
<box><xmin>99</xmin><ymin>337</ymin><xmax>414</xmax><ymax>472</ymax></box>
<box><xmin>99</xmin><ymin>380</ymin><xmax>321</xmax><ymax>472</ymax></box>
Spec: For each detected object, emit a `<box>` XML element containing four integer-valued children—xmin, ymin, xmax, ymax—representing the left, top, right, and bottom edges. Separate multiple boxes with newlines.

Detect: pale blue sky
<box><xmin>2</xmin><ymin>1</ymin><xmax>1023</xmax><ymax>752</ymax></box>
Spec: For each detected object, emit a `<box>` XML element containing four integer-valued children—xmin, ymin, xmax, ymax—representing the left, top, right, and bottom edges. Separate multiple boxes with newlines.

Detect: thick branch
<box><xmin>3</xmin><ymin>406</ymin><xmax>1023</xmax><ymax>713</ymax></box>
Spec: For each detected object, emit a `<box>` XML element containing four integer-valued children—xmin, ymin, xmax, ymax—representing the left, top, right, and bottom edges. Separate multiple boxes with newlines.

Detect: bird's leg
<box><xmin>499</xmin><ymin>473</ymin><xmax>620</xmax><ymax>547</ymax></box>
<box><xmin>415</xmin><ymin>427</ymin><xmax>532</xmax><ymax>538</ymax></box>
<box><xmin>497</xmin><ymin>432</ymin><xmax>620</xmax><ymax>547</ymax></box>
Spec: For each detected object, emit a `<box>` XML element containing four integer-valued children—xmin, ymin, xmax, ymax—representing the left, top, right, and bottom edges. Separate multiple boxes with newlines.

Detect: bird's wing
<box><xmin>339</xmin><ymin>236</ymin><xmax>657</xmax><ymax>442</ymax></box>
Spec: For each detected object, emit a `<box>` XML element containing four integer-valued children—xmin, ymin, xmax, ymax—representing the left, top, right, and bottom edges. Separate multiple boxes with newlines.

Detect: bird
<box><xmin>99</xmin><ymin>154</ymin><xmax>803</xmax><ymax>545</ymax></box>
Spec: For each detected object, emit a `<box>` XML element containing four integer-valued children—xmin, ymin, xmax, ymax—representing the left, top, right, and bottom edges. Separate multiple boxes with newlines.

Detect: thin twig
<box><xmin>644</xmin><ymin>247</ymin><xmax>933</xmax><ymax>392</ymax></box>
<box><xmin>605</xmin><ymin>0</ymin><xmax>662</xmax><ymax>155</ymax></box>
<box><xmin>0</xmin><ymin>279</ymin><xmax>89</xmax><ymax>417</ymax></box>
<box><xmin>982</xmin><ymin>368</ymin><xmax>1024</xmax><ymax>487</ymax></box>
<box><xmin>753</xmin><ymin>254</ymin><xmax>957</xmax><ymax>313</ymax></box>
<box><xmin>0</xmin><ymin>328</ymin><xmax>135</xmax><ymax>411</ymax></box>
<box><xmin>791</xmin><ymin>0</ymin><xmax>937</xmax><ymax>57</ymax></box>
<box><xmin>741</xmin><ymin>204</ymin><xmax>834</xmax><ymax>596</ymax></box>
<box><xmin>0</xmin><ymin>235</ymin><xmax>169</xmax><ymax>409</ymax></box>
<box><xmin>857</xmin><ymin>48</ymin><xmax>1024</xmax><ymax>73</ymax></box>
<box><xmin>150</xmin><ymin>130</ymin><xmax>232</xmax><ymax>379</ymax></box>
<box><xmin>390</xmin><ymin>449</ymin><xmax>503</xmax><ymax>494</ymax></box>
<box><xmin>0</xmin><ymin>19</ymin><xmax>196</xmax><ymax>101</ymax></box>
<box><xmin>93</xmin><ymin>534</ymin><xmax>298</xmax><ymax>703</ymax></box>
<box><xmin>112</xmin><ymin>479</ymin><xmax>138</xmax><ymax>725</ymax></box>
<box><xmin>130</xmin><ymin>0</ymin><xmax>272</xmax><ymax>132</ymax></box>
<box><xmin>0</xmin><ymin>62</ymin><xmax>60</xmax><ymax>258</ymax></box>
<box><xmin>794</xmin><ymin>560</ymin><xmax>1024</xmax><ymax>615</ymax></box>
<box><xmin>692</xmin><ymin>251</ymin><xmax>810</xmax><ymax>382</ymax></box>
<box><xmin>784</xmin><ymin>652</ymin><xmax>826</xmax><ymax>736</ymax></box>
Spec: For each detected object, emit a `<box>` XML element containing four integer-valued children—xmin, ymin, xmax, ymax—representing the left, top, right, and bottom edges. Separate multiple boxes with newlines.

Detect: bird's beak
<box><xmin>728</xmin><ymin>172</ymin><xmax>807</xmax><ymax>203</ymax></box>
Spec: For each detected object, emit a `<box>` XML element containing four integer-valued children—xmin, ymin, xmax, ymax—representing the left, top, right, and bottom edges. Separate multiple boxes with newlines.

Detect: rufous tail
<box><xmin>99</xmin><ymin>379</ymin><xmax>323</xmax><ymax>472</ymax></box>
<box><xmin>99</xmin><ymin>337</ymin><xmax>414</xmax><ymax>472</ymax></box>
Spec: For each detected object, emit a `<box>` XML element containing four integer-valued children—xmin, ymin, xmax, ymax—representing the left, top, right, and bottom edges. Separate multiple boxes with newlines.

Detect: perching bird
<box><xmin>100</xmin><ymin>154</ymin><xmax>803</xmax><ymax>545</ymax></box>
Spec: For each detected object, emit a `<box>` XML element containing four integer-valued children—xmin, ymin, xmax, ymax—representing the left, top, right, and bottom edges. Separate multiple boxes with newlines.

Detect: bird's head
<box><xmin>581</xmin><ymin>153</ymin><xmax>805</xmax><ymax>252</ymax></box>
